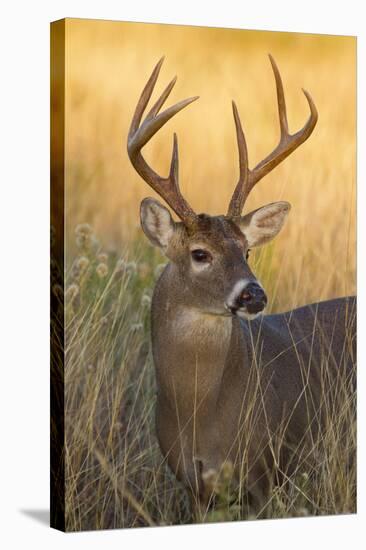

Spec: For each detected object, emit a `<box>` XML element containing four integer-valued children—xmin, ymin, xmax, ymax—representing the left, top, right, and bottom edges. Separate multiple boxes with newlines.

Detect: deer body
<box><xmin>126</xmin><ymin>56</ymin><xmax>356</xmax><ymax>514</ymax></box>
<box><xmin>152</xmin><ymin>271</ymin><xmax>355</xmax><ymax>504</ymax></box>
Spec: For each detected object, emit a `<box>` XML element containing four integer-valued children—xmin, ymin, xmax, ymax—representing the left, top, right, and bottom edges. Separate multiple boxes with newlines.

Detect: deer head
<box><xmin>127</xmin><ymin>56</ymin><xmax>317</xmax><ymax>319</ymax></box>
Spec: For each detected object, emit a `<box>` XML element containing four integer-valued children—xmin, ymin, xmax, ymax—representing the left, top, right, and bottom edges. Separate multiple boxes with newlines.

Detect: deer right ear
<box><xmin>140</xmin><ymin>198</ymin><xmax>176</xmax><ymax>250</ymax></box>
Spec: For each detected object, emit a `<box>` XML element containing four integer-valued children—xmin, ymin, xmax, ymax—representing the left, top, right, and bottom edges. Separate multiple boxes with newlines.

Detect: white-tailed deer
<box><xmin>127</xmin><ymin>56</ymin><xmax>356</xmax><ymax>517</ymax></box>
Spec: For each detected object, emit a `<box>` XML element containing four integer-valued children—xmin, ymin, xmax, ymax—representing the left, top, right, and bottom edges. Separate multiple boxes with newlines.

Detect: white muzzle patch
<box><xmin>225</xmin><ymin>278</ymin><xmax>266</xmax><ymax>321</ymax></box>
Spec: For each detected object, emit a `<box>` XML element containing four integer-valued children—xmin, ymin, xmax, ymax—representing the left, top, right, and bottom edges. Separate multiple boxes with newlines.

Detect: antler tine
<box><xmin>251</xmin><ymin>55</ymin><xmax>318</xmax><ymax>183</ymax></box>
<box><xmin>145</xmin><ymin>75</ymin><xmax>177</xmax><ymax>120</ymax></box>
<box><xmin>227</xmin><ymin>55</ymin><xmax>318</xmax><ymax>218</ymax></box>
<box><xmin>127</xmin><ymin>58</ymin><xmax>199</xmax><ymax>225</ymax></box>
<box><xmin>227</xmin><ymin>101</ymin><xmax>250</xmax><ymax>218</ymax></box>
<box><xmin>129</xmin><ymin>57</ymin><xmax>165</xmax><ymax>137</ymax></box>
<box><xmin>269</xmin><ymin>53</ymin><xmax>289</xmax><ymax>136</ymax></box>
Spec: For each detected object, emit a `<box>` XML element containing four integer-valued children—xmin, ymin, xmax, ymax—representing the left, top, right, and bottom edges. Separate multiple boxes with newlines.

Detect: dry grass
<box><xmin>64</xmin><ymin>232</ymin><xmax>190</xmax><ymax>529</ymax></box>
<box><xmin>62</xmin><ymin>224</ymin><xmax>356</xmax><ymax>531</ymax></box>
<box><xmin>58</xmin><ymin>20</ymin><xmax>356</xmax><ymax>531</ymax></box>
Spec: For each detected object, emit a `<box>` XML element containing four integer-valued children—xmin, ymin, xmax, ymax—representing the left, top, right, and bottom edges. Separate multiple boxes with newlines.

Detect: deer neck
<box><xmin>151</xmin><ymin>266</ymin><xmax>250</xmax><ymax>414</ymax></box>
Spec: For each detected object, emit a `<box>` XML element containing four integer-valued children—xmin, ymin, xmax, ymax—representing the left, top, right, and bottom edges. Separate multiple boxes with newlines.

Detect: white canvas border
<box><xmin>0</xmin><ymin>1</ymin><xmax>364</xmax><ymax>548</ymax></box>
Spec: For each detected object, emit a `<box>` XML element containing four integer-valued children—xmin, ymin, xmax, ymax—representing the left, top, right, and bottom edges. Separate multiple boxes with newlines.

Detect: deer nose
<box><xmin>236</xmin><ymin>282</ymin><xmax>267</xmax><ymax>314</ymax></box>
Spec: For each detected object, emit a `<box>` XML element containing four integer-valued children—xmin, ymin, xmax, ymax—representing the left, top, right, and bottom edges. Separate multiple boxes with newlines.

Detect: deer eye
<box><xmin>246</xmin><ymin>249</ymin><xmax>251</xmax><ymax>261</ymax></box>
<box><xmin>191</xmin><ymin>249</ymin><xmax>212</xmax><ymax>263</ymax></box>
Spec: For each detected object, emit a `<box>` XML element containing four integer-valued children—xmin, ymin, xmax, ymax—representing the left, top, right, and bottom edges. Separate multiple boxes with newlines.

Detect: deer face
<box><xmin>140</xmin><ymin>197</ymin><xmax>290</xmax><ymax>320</ymax></box>
<box><xmin>128</xmin><ymin>56</ymin><xmax>316</xmax><ymax>319</ymax></box>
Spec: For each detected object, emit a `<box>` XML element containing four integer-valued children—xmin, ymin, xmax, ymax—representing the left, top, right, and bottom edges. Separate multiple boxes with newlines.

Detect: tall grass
<box><xmin>63</xmin><ymin>224</ymin><xmax>356</xmax><ymax>530</ymax></box>
<box><xmin>59</xmin><ymin>21</ymin><xmax>356</xmax><ymax>530</ymax></box>
<box><xmin>64</xmin><ymin>227</ymin><xmax>191</xmax><ymax>529</ymax></box>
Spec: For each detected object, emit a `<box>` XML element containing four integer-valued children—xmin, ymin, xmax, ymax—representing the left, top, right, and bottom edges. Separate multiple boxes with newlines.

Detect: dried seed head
<box><xmin>97</xmin><ymin>253</ymin><xmax>108</xmax><ymax>264</ymax></box>
<box><xmin>65</xmin><ymin>283</ymin><xmax>79</xmax><ymax>302</ymax></box>
<box><xmin>126</xmin><ymin>261</ymin><xmax>137</xmax><ymax>275</ymax></box>
<box><xmin>96</xmin><ymin>262</ymin><xmax>108</xmax><ymax>278</ymax></box>
<box><xmin>77</xmin><ymin>256</ymin><xmax>90</xmax><ymax>272</ymax></box>
<box><xmin>141</xmin><ymin>294</ymin><xmax>152</xmax><ymax>308</ymax></box>
<box><xmin>52</xmin><ymin>284</ymin><xmax>63</xmax><ymax>300</ymax></box>
<box><xmin>221</xmin><ymin>460</ymin><xmax>234</xmax><ymax>480</ymax></box>
<box><xmin>76</xmin><ymin>233</ymin><xmax>94</xmax><ymax>250</ymax></box>
<box><xmin>75</xmin><ymin>223</ymin><xmax>93</xmax><ymax>237</ymax></box>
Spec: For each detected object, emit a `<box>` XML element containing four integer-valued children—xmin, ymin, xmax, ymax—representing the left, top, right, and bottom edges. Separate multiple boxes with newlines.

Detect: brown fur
<box><xmin>128</xmin><ymin>57</ymin><xmax>355</xmax><ymax>517</ymax></box>
<box><xmin>147</xmin><ymin>211</ymin><xmax>356</xmax><ymax>515</ymax></box>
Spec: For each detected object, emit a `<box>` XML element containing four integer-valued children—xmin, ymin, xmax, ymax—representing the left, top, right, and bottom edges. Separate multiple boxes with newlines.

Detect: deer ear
<box><xmin>140</xmin><ymin>197</ymin><xmax>176</xmax><ymax>250</ymax></box>
<box><xmin>238</xmin><ymin>201</ymin><xmax>291</xmax><ymax>248</ymax></box>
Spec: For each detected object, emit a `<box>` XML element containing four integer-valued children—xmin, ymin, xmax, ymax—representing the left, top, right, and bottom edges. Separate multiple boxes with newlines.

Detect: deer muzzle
<box><xmin>227</xmin><ymin>281</ymin><xmax>267</xmax><ymax>318</ymax></box>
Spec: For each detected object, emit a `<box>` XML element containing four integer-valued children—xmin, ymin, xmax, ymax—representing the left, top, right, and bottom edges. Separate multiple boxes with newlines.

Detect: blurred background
<box><xmin>64</xmin><ymin>18</ymin><xmax>356</xmax><ymax>308</ymax></box>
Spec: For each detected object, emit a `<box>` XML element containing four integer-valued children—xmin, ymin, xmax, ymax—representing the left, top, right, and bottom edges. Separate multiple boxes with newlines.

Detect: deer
<box><xmin>127</xmin><ymin>56</ymin><xmax>356</xmax><ymax>519</ymax></box>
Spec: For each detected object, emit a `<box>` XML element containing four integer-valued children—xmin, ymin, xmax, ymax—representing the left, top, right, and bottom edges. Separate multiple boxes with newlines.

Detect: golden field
<box><xmin>55</xmin><ymin>20</ymin><xmax>356</xmax><ymax>530</ymax></box>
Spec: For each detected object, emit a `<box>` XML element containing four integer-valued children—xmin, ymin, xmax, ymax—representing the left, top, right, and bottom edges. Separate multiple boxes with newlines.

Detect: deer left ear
<box><xmin>238</xmin><ymin>201</ymin><xmax>291</xmax><ymax>248</ymax></box>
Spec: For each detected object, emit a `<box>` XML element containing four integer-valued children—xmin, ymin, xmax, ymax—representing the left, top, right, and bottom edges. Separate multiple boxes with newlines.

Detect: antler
<box><xmin>127</xmin><ymin>57</ymin><xmax>199</xmax><ymax>226</ymax></box>
<box><xmin>227</xmin><ymin>54</ymin><xmax>318</xmax><ymax>218</ymax></box>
